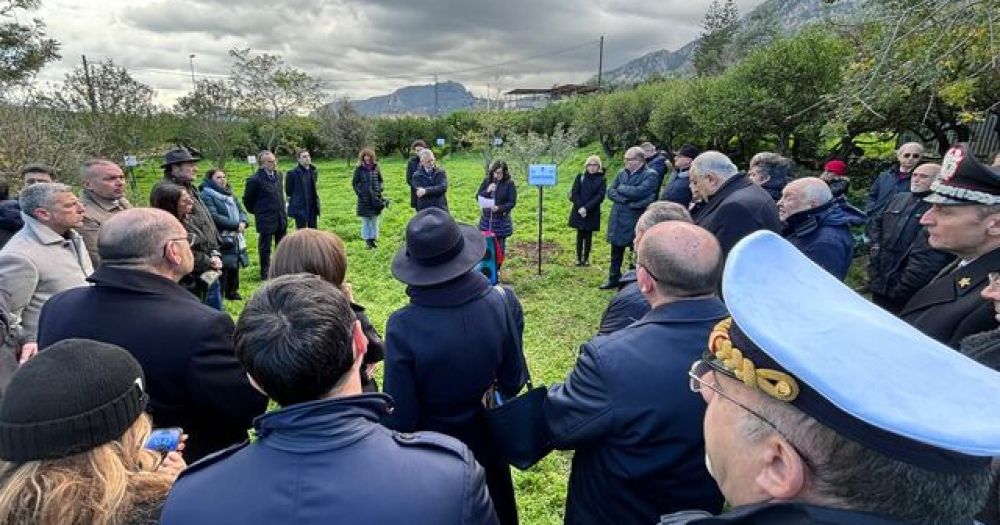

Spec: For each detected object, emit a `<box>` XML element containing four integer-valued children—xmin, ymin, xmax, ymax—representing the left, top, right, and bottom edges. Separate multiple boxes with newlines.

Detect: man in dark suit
<box><xmin>285</xmin><ymin>150</ymin><xmax>320</xmax><ymax>229</ymax></box>
<box><xmin>544</xmin><ymin>221</ymin><xmax>727</xmax><ymax>525</ymax></box>
<box><xmin>36</xmin><ymin>208</ymin><xmax>267</xmax><ymax>461</ymax></box>
<box><xmin>900</xmin><ymin>144</ymin><xmax>1000</xmax><ymax>348</ymax></box>
<box><xmin>689</xmin><ymin>151</ymin><xmax>782</xmax><ymax>255</ymax></box>
<box><xmin>243</xmin><ymin>150</ymin><xmax>287</xmax><ymax>280</ymax></box>
<box><xmin>405</xmin><ymin>139</ymin><xmax>427</xmax><ymax>210</ymax></box>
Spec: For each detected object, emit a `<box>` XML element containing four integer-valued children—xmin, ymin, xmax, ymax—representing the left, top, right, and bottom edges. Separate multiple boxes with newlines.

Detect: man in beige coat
<box><xmin>79</xmin><ymin>160</ymin><xmax>132</xmax><ymax>267</ymax></box>
<box><xmin>0</xmin><ymin>183</ymin><xmax>93</xmax><ymax>364</ymax></box>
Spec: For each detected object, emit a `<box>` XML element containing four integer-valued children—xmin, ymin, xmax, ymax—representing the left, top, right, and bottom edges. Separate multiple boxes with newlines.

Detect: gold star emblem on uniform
<box><xmin>958</xmin><ymin>277</ymin><xmax>972</xmax><ymax>288</ymax></box>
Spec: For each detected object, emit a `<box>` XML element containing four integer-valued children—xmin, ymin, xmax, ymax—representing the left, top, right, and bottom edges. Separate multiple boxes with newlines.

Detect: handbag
<box><xmin>482</xmin><ymin>286</ymin><xmax>553</xmax><ymax>470</ymax></box>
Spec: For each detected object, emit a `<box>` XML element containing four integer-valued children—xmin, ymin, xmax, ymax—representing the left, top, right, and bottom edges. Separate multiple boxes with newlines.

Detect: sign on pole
<box><xmin>528</xmin><ymin>164</ymin><xmax>558</xmax><ymax>275</ymax></box>
<box><xmin>247</xmin><ymin>155</ymin><xmax>258</xmax><ymax>166</ymax></box>
<box><xmin>435</xmin><ymin>137</ymin><xmax>446</xmax><ymax>146</ymax></box>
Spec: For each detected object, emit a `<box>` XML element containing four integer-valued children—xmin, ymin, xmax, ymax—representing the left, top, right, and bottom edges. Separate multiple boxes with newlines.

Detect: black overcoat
<box><xmin>352</xmin><ymin>164</ymin><xmax>385</xmax><ymax>218</ymax></box>
<box><xmin>568</xmin><ymin>171</ymin><xmax>606</xmax><ymax>232</ymax></box>
<box><xmin>285</xmin><ymin>164</ymin><xmax>320</xmax><ymax>222</ymax></box>
<box><xmin>692</xmin><ymin>173</ymin><xmax>781</xmax><ymax>255</ymax></box>
<box><xmin>242</xmin><ymin>168</ymin><xmax>287</xmax><ymax>234</ymax></box>
<box><xmin>412</xmin><ymin>166</ymin><xmax>449</xmax><ymax>212</ymax></box>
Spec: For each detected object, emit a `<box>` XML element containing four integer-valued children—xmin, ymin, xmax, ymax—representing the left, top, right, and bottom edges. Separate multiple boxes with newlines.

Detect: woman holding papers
<box><xmin>477</xmin><ymin>160</ymin><xmax>517</xmax><ymax>255</ymax></box>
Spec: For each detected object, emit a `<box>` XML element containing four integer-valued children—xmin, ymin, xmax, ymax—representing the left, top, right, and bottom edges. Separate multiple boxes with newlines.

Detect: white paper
<box><xmin>478</xmin><ymin>195</ymin><xmax>495</xmax><ymax>210</ymax></box>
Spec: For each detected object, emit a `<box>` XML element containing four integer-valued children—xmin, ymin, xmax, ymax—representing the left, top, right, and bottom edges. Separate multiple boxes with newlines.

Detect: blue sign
<box><xmin>528</xmin><ymin>164</ymin><xmax>557</xmax><ymax>186</ymax></box>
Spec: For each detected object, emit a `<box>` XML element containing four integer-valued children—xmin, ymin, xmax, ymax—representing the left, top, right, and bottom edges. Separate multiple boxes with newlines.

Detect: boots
<box><xmin>365</xmin><ymin>239</ymin><xmax>375</xmax><ymax>250</ymax></box>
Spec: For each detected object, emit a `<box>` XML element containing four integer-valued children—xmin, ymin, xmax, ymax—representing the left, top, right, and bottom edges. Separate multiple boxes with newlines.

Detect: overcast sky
<box><xmin>32</xmin><ymin>0</ymin><xmax>767</xmax><ymax>106</ymax></box>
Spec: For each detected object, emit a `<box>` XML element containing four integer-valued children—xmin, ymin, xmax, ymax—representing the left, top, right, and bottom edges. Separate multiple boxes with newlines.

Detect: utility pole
<box><xmin>81</xmin><ymin>55</ymin><xmax>97</xmax><ymax>113</ymax></box>
<box><xmin>188</xmin><ymin>54</ymin><xmax>196</xmax><ymax>88</ymax></box>
<box><xmin>433</xmin><ymin>73</ymin><xmax>439</xmax><ymax>117</ymax></box>
<box><xmin>597</xmin><ymin>36</ymin><xmax>604</xmax><ymax>88</ymax></box>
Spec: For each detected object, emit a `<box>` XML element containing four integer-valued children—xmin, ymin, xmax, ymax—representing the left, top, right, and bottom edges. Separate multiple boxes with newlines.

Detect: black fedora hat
<box><xmin>392</xmin><ymin>208</ymin><xmax>487</xmax><ymax>286</ymax></box>
<box><xmin>161</xmin><ymin>147</ymin><xmax>201</xmax><ymax>168</ymax></box>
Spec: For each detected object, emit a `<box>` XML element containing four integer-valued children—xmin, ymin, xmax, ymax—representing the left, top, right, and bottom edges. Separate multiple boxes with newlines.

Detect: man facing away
<box><xmin>78</xmin><ymin>159</ymin><xmax>132</xmax><ymax>267</ymax></box>
<box><xmin>37</xmin><ymin>208</ymin><xmax>266</xmax><ymax>461</ymax></box>
<box><xmin>285</xmin><ymin>150</ymin><xmax>320</xmax><ymax>229</ymax></box>
<box><xmin>160</xmin><ymin>274</ymin><xmax>499</xmax><ymax>525</ymax></box>
<box><xmin>545</xmin><ymin>221</ymin><xmax>727</xmax><ymax>525</ymax></box>
<box><xmin>0</xmin><ymin>183</ymin><xmax>92</xmax><ymax>364</ymax></box>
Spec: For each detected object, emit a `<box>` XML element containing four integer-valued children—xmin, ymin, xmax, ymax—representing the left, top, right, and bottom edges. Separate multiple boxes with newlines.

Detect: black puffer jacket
<box><xmin>0</xmin><ymin>200</ymin><xmax>22</xmax><ymax>249</ymax></box>
<box><xmin>353</xmin><ymin>164</ymin><xmax>385</xmax><ymax>217</ymax></box>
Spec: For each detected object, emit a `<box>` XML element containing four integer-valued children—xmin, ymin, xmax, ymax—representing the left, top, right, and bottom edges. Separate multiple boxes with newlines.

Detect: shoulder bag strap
<box><xmin>494</xmin><ymin>285</ymin><xmax>532</xmax><ymax>389</ymax></box>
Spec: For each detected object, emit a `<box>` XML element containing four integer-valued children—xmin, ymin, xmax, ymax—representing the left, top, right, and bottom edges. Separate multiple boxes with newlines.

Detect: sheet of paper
<box><xmin>478</xmin><ymin>195</ymin><xmax>495</xmax><ymax>210</ymax></box>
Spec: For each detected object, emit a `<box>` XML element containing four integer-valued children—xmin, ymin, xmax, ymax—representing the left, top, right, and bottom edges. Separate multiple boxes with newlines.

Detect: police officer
<box><xmin>660</xmin><ymin>231</ymin><xmax>1000</xmax><ymax>525</ymax></box>
<box><xmin>899</xmin><ymin>144</ymin><xmax>1000</xmax><ymax>348</ymax></box>
<box><xmin>160</xmin><ymin>275</ymin><xmax>499</xmax><ymax>525</ymax></box>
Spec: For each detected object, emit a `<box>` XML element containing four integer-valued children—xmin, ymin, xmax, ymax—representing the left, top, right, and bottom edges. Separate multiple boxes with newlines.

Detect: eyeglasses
<box><xmin>637</xmin><ymin>261</ymin><xmax>663</xmax><ymax>282</ymax></box>
<box><xmin>625</xmin><ymin>157</ymin><xmax>643</xmax><ymax>162</ymax></box>
<box><xmin>900</xmin><ymin>153</ymin><xmax>922</xmax><ymax>159</ymax></box>
<box><xmin>163</xmin><ymin>233</ymin><xmax>195</xmax><ymax>256</ymax></box>
<box><xmin>688</xmin><ymin>359</ymin><xmax>817</xmax><ymax>472</ymax></box>
<box><xmin>586</xmin><ymin>163</ymin><xmax>600</xmax><ymax>167</ymax></box>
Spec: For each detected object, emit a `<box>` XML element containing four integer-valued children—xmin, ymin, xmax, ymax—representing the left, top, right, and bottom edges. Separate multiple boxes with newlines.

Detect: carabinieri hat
<box><xmin>392</xmin><ymin>208</ymin><xmax>487</xmax><ymax>287</ymax></box>
<box><xmin>161</xmin><ymin>147</ymin><xmax>201</xmax><ymax>168</ymax></box>
<box><xmin>924</xmin><ymin>143</ymin><xmax>1000</xmax><ymax>205</ymax></box>
<box><xmin>708</xmin><ymin>230</ymin><xmax>1000</xmax><ymax>473</ymax></box>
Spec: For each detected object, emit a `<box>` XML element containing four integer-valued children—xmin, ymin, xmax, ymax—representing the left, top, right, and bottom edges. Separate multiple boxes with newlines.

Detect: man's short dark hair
<box><xmin>18</xmin><ymin>164</ymin><xmax>56</xmax><ymax>179</ymax></box>
<box><xmin>235</xmin><ymin>274</ymin><xmax>357</xmax><ymax>406</ymax></box>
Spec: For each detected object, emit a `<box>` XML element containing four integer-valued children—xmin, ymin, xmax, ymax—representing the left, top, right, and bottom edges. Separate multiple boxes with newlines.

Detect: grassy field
<box><xmin>131</xmin><ymin>150</ymin><xmax>625</xmax><ymax>524</ymax></box>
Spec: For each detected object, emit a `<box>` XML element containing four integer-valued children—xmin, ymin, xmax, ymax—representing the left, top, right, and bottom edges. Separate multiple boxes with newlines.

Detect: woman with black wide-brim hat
<box><xmin>384</xmin><ymin>208</ymin><xmax>528</xmax><ymax>525</ymax></box>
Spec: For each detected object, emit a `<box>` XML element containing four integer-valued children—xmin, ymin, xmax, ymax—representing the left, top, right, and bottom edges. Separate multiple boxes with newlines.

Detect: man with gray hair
<box><xmin>0</xmin><ymin>183</ymin><xmax>92</xmax><ymax>364</ymax></box>
<box><xmin>747</xmin><ymin>152</ymin><xmax>793</xmax><ymax>201</ymax></box>
<box><xmin>600</xmin><ymin>146</ymin><xmax>659</xmax><ymax>289</ymax></box>
<box><xmin>37</xmin><ymin>208</ymin><xmax>266</xmax><ymax>461</ymax></box>
<box><xmin>867</xmin><ymin>163</ymin><xmax>954</xmax><ymax>313</ymax></box>
<box><xmin>777</xmin><ymin>177</ymin><xmax>865</xmax><ymax>281</ymax></box>
<box><xmin>412</xmin><ymin>148</ymin><xmax>449</xmax><ymax>212</ymax></box>
<box><xmin>598</xmin><ymin>201</ymin><xmax>692</xmax><ymax>335</ymax></box>
<box><xmin>689</xmin><ymin>151</ymin><xmax>781</xmax><ymax>255</ymax></box>
<box><xmin>79</xmin><ymin>159</ymin><xmax>132</xmax><ymax>267</ymax></box>
<box><xmin>866</xmin><ymin>141</ymin><xmax>924</xmax><ymax>233</ymax></box>
<box><xmin>544</xmin><ymin>221</ymin><xmax>727</xmax><ymax>523</ymax></box>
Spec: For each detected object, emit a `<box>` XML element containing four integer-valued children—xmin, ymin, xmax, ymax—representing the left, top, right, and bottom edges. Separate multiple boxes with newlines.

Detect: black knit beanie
<box><xmin>0</xmin><ymin>339</ymin><xmax>147</xmax><ymax>462</ymax></box>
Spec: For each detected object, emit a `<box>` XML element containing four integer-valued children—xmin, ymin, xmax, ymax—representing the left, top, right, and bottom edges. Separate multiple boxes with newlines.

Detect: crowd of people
<box><xmin>0</xmin><ymin>139</ymin><xmax>997</xmax><ymax>525</ymax></box>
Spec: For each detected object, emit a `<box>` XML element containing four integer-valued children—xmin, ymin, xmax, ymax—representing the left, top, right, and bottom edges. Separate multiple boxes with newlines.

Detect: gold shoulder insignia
<box><xmin>958</xmin><ymin>277</ymin><xmax>972</xmax><ymax>288</ymax></box>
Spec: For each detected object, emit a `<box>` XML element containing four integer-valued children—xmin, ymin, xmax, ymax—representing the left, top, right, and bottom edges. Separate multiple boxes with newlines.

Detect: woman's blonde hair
<box><xmin>0</xmin><ymin>414</ymin><xmax>175</xmax><ymax>525</ymax></box>
<box><xmin>584</xmin><ymin>155</ymin><xmax>603</xmax><ymax>171</ymax></box>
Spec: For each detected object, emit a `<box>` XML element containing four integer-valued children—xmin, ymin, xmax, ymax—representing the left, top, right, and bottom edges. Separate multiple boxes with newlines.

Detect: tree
<box><xmin>37</xmin><ymin>58</ymin><xmax>158</xmax><ymax>159</ymax></box>
<box><xmin>316</xmin><ymin>99</ymin><xmax>371</xmax><ymax>162</ymax></box>
<box><xmin>228</xmin><ymin>47</ymin><xmax>324</xmax><ymax>151</ymax></box>
<box><xmin>174</xmin><ymin>79</ymin><xmax>251</xmax><ymax>167</ymax></box>
<box><xmin>692</xmin><ymin>0</ymin><xmax>739</xmax><ymax>77</ymax></box>
<box><xmin>0</xmin><ymin>0</ymin><xmax>59</xmax><ymax>91</ymax></box>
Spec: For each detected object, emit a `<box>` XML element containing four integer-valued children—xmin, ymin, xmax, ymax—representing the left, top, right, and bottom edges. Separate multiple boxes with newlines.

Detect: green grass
<box><xmin>130</xmin><ymin>151</ymin><xmax>622</xmax><ymax>524</ymax></box>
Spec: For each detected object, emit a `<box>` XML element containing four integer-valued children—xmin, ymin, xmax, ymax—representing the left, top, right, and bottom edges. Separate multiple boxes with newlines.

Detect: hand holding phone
<box><xmin>145</xmin><ymin>427</ymin><xmax>184</xmax><ymax>453</ymax></box>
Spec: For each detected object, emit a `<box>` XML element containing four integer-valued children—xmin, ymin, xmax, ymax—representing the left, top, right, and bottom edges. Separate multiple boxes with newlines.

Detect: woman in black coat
<box><xmin>352</xmin><ymin>148</ymin><xmax>386</xmax><ymax>249</ymax></box>
<box><xmin>568</xmin><ymin>155</ymin><xmax>607</xmax><ymax>266</ymax></box>
<box><xmin>150</xmin><ymin>183</ymin><xmax>222</xmax><ymax>305</ymax></box>
<box><xmin>477</xmin><ymin>160</ymin><xmax>517</xmax><ymax>255</ymax></box>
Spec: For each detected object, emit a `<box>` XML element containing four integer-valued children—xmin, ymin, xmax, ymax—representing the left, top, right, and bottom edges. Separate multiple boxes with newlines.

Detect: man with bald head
<box><xmin>37</xmin><ymin>208</ymin><xmax>266</xmax><ymax>461</ymax></box>
<box><xmin>868</xmin><ymin>163</ymin><xmax>954</xmax><ymax>313</ymax></box>
<box><xmin>778</xmin><ymin>177</ymin><xmax>865</xmax><ymax>280</ymax></box>
<box><xmin>543</xmin><ymin>221</ymin><xmax>727</xmax><ymax>524</ymax></box>
<box><xmin>866</xmin><ymin>142</ymin><xmax>924</xmax><ymax>233</ymax></box>
<box><xmin>79</xmin><ymin>159</ymin><xmax>132</xmax><ymax>267</ymax></box>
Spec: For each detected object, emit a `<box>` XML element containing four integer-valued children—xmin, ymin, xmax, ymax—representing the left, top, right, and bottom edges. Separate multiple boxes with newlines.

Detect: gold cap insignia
<box><xmin>707</xmin><ymin>318</ymin><xmax>800</xmax><ymax>402</ymax></box>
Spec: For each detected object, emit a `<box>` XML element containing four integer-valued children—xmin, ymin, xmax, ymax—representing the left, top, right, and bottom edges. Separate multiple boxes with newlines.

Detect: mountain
<box><xmin>599</xmin><ymin>0</ymin><xmax>861</xmax><ymax>85</ymax></box>
<box><xmin>348</xmin><ymin>81</ymin><xmax>482</xmax><ymax>117</ymax></box>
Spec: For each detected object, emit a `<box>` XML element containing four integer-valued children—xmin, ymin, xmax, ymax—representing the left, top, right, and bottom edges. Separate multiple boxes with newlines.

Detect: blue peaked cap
<box><xmin>719</xmin><ymin>231</ymin><xmax>1000</xmax><ymax>472</ymax></box>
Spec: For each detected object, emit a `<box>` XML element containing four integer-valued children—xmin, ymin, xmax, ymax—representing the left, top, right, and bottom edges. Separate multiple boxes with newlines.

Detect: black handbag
<box><xmin>482</xmin><ymin>287</ymin><xmax>553</xmax><ymax>470</ymax></box>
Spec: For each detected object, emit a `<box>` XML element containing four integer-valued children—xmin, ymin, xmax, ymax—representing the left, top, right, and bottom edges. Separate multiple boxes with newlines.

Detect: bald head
<box><xmin>99</xmin><ymin>208</ymin><xmax>184</xmax><ymax>268</ymax></box>
<box><xmin>778</xmin><ymin>177</ymin><xmax>832</xmax><ymax>221</ymax></box>
<box><xmin>911</xmin><ymin>163</ymin><xmax>941</xmax><ymax>193</ymax></box>
<box><xmin>637</xmin><ymin>222</ymin><xmax>722</xmax><ymax>300</ymax></box>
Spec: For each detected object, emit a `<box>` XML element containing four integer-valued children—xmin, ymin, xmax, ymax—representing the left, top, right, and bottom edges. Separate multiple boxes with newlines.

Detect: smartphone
<box><xmin>145</xmin><ymin>427</ymin><xmax>183</xmax><ymax>453</ymax></box>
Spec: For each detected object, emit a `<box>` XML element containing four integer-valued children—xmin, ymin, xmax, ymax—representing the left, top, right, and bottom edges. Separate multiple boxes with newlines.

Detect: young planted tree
<box><xmin>174</xmin><ymin>79</ymin><xmax>251</xmax><ymax>168</ymax></box>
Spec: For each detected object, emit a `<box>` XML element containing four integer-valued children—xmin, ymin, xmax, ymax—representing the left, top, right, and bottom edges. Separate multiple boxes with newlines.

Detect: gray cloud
<box><xmin>34</xmin><ymin>0</ymin><xmax>767</xmax><ymax>104</ymax></box>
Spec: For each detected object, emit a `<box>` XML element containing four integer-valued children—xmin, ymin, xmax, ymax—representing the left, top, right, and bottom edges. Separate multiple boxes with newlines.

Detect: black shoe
<box><xmin>365</xmin><ymin>239</ymin><xmax>375</xmax><ymax>250</ymax></box>
<box><xmin>226</xmin><ymin>292</ymin><xmax>243</xmax><ymax>301</ymax></box>
<box><xmin>575</xmin><ymin>259</ymin><xmax>584</xmax><ymax>267</ymax></box>
<box><xmin>582</xmin><ymin>259</ymin><xmax>590</xmax><ymax>267</ymax></box>
<box><xmin>598</xmin><ymin>280</ymin><xmax>619</xmax><ymax>290</ymax></box>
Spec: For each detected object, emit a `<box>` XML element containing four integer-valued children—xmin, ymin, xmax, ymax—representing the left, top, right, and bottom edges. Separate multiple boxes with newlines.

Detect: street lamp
<box><xmin>188</xmin><ymin>54</ymin><xmax>196</xmax><ymax>88</ymax></box>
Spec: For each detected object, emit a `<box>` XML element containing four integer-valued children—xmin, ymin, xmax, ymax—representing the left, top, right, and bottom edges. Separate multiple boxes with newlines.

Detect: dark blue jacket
<box><xmin>412</xmin><ymin>165</ymin><xmax>449</xmax><ymax>212</ymax></box>
<box><xmin>0</xmin><ymin>199</ymin><xmax>22</xmax><ymax>249</ymax></box>
<box><xmin>242</xmin><ymin>168</ymin><xmax>287</xmax><ymax>235</ymax></box>
<box><xmin>477</xmin><ymin>176</ymin><xmax>516</xmax><ymax>238</ymax></box>
<box><xmin>606</xmin><ymin>165</ymin><xmax>659</xmax><ymax>247</ymax></box>
<box><xmin>693</xmin><ymin>174</ymin><xmax>782</xmax><ymax>256</ymax></box>
<box><xmin>545</xmin><ymin>298</ymin><xmax>728</xmax><ymax>525</ymax></box>
<box><xmin>37</xmin><ymin>267</ymin><xmax>266</xmax><ymax>461</ymax></box>
<box><xmin>597</xmin><ymin>271</ymin><xmax>649</xmax><ymax>336</ymax></box>
<box><xmin>661</xmin><ymin>167</ymin><xmax>692</xmax><ymax>207</ymax></box>
<box><xmin>384</xmin><ymin>272</ymin><xmax>527</xmax><ymax>524</ymax></box>
<box><xmin>160</xmin><ymin>394</ymin><xmax>499</xmax><ymax>525</ymax></box>
<box><xmin>646</xmin><ymin>152</ymin><xmax>670</xmax><ymax>190</ymax></box>
<box><xmin>865</xmin><ymin>165</ymin><xmax>911</xmax><ymax>232</ymax></box>
<box><xmin>200</xmin><ymin>181</ymin><xmax>248</xmax><ymax>269</ymax></box>
<box><xmin>285</xmin><ymin>163</ymin><xmax>320</xmax><ymax>222</ymax></box>
<box><xmin>662</xmin><ymin>502</ymin><xmax>931</xmax><ymax>525</ymax></box>
<box><xmin>783</xmin><ymin>199</ymin><xmax>865</xmax><ymax>281</ymax></box>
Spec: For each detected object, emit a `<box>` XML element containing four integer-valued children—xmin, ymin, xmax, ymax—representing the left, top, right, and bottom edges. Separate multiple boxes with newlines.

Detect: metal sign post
<box><xmin>123</xmin><ymin>155</ymin><xmax>139</xmax><ymax>198</ymax></box>
<box><xmin>527</xmin><ymin>164</ymin><xmax>557</xmax><ymax>275</ymax></box>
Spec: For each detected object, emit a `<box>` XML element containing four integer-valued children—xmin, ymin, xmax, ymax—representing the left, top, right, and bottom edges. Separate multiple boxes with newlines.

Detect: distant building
<box><xmin>503</xmin><ymin>84</ymin><xmax>602</xmax><ymax>111</ymax></box>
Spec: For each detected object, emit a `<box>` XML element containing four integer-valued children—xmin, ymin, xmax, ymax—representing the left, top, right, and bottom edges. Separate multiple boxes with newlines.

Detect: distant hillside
<box><xmin>348</xmin><ymin>81</ymin><xmax>482</xmax><ymax>117</ymax></box>
<box><xmin>599</xmin><ymin>0</ymin><xmax>861</xmax><ymax>85</ymax></box>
